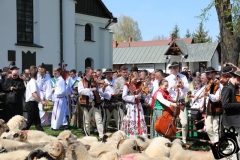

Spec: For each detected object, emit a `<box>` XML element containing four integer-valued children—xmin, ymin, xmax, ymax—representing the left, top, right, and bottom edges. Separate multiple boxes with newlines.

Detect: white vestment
<box><xmin>37</xmin><ymin>75</ymin><xmax>53</xmax><ymax>126</ymax></box>
<box><xmin>51</xmin><ymin>76</ymin><xmax>68</xmax><ymax>129</ymax></box>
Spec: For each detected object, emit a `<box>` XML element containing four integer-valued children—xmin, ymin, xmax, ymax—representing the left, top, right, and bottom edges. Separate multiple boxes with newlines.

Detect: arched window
<box><xmin>85</xmin><ymin>58</ymin><xmax>92</xmax><ymax>68</ymax></box>
<box><xmin>85</xmin><ymin>24</ymin><xmax>92</xmax><ymax>41</ymax></box>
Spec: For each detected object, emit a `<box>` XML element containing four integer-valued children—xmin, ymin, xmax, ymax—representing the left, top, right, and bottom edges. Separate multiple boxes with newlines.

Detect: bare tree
<box><xmin>152</xmin><ymin>35</ymin><xmax>168</xmax><ymax>40</ymax></box>
<box><xmin>111</xmin><ymin>15</ymin><xmax>142</xmax><ymax>42</ymax></box>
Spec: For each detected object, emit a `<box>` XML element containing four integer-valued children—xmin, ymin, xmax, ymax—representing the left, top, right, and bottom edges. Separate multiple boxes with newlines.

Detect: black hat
<box><xmin>169</xmin><ymin>61</ymin><xmax>179</xmax><ymax>69</ymax></box>
<box><xmin>222</xmin><ymin>66</ymin><xmax>237</xmax><ymax>74</ymax></box>
<box><xmin>204</xmin><ymin>67</ymin><xmax>218</xmax><ymax>73</ymax></box>
<box><xmin>10</xmin><ymin>66</ymin><xmax>19</xmax><ymax>70</ymax></box>
<box><xmin>132</xmin><ymin>66</ymin><xmax>138</xmax><ymax>72</ymax></box>
<box><xmin>233</xmin><ymin>70</ymin><xmax>240</xmax><ymax>77</ymax></box>
<box><xmin>104</xmin><ymin>68</ymin><xmax>115</xmax><ymax>73</ymax></box>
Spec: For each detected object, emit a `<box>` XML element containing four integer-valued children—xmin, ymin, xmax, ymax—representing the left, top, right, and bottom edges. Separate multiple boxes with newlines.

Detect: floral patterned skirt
<box><xmin>121</xmin><ymin>103</ymin><xmax>148</xmax><ymax>137</ymax></box>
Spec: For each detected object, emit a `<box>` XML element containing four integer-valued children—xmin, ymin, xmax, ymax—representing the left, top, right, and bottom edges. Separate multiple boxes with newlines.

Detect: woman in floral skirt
<box><xmin>121</xmin><ymin>72</ymin><xmax>148</xmax><ymax>137</ymax></box>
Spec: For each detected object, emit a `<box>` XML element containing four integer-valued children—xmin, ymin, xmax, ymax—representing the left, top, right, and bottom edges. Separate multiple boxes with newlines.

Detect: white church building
<box><xmin>0</xmin><ymin>0</ymin><xmax>116</xmax><ymax>74</ymax></box>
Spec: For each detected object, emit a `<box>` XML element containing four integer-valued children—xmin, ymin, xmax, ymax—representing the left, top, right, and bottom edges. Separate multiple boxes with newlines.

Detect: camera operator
<box><xmin>221</xmin><ymin>67</ymin><xmax>240</xmax><ymax>160</ymax></box>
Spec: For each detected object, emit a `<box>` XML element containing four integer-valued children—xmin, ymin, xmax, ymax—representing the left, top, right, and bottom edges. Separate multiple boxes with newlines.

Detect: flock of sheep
<box><xmin>0</xmin><ymin>115</ymin><xmax>226</xmax><ymax>160</ymax></box>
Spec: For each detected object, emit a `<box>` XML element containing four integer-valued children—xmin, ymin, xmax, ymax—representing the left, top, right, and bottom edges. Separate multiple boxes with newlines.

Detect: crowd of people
<box><xmin>0</xmin><ymin>61</ymin><xmax>240</xmax><ymax>159</ymax></box>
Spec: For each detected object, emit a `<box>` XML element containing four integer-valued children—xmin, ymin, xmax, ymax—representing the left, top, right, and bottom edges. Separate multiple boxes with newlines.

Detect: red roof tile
<box><xmin>113</xmin><ymin>38</ymin><xmax>193</xmax><ymax>48</ymax></box>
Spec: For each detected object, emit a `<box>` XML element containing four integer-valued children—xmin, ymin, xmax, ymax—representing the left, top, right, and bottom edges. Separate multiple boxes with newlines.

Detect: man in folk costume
<box><xmin>67</xmin><ymin>69</ymin><xmax>81</xmax><ymax>118</ymax></box>
<box><xmin>37</xmin><ymin>68</ymin><xmax>53</xmax><ymax>126</ymax></box>
<box><xmin>203</xmin><ymin>67</ymin><xmax>223</xmax><ymax>144</ymax></box>
<box><xmin>221</xmin><ymin>68</ymin><xmax>240</xmax><ymax>160</ymax></box>
<box><xmin>98</xmin><ymin>68</ymin><xmax>116</xmax><ymax>133</ymax></box>
<box><xmin>50</xmin><ymin>68</ymin><xmax>69</xmax><ymax>130</ymax></box>
<box><xmin>165</xmin><ymin>62</ymin><xmax>190</xmax><ymax>144</ymax></box>
<box><xmin>78</xmin><ymin>67</ymin><xmax>103</xmax><ymax>139</ymax></box>
<box><xmin>113</xmin><ymin>65</ymin><xmax>128</xmax><ymax>130</ymax></box>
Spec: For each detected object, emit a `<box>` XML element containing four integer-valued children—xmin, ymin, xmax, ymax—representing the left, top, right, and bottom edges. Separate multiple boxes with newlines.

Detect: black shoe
<box><xmin>64</xmin><ymin>125</ymin><xmax>70</xmax><ymax>130</ymax></box>
<box><xmin>49</xmin><ymin>127</ymin><xmax>57</xmax><ymax>131</ymax></box>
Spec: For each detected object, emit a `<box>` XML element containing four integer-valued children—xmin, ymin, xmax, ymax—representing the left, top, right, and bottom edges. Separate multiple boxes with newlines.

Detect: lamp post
<box><xmin>181</xmin><ymin>54</ymin><xmax>188</xmax><ymax>72</ymax></box>
<box><xmin>165</xmin><ymin>55</ymin><xmax>171</xmax><ymax>73</ymax></box>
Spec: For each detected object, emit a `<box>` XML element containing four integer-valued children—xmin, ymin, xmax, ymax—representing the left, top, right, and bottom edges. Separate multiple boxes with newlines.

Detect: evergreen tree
<box><xmin>185</xmin><ymin>29</ymin><xmax>192</xmax><ymax>38</ymax></box>
<box><xmin>171</xmin><ymin>24</ymin><xmax>180</xmax><ymax>39</ymax></box>
<box><xmin>192</xmin><ymin>22</ymin><xmax>212</xmax><ymax>43</ymax></box>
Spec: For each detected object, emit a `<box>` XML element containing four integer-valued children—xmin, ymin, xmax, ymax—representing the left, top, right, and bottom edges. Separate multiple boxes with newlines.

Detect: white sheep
<box><xmin>0</xmin><ymin>139</ymin><xmax>48</xmax><ymax>152</ymax></box>
<box><xmin>144</xmin><ymin>137</ymin><xmax>171</xmax><ymax>158</ymax></box>
<box><xmin>57</xmin><ymin>130</ymin><xmax>77</xmax><ymax>142</ymax></box>
<box><xmin>0</xmin><ymin>119</ymin><xmax>9</xmax><ymax>136</ymax></box>
<box><xmin>0</xmin><ymin>150</ymin><xmax>30</xmax><ymax>160</ymax></box>
<box><xmin>88</xmin><ymin>130</ymin><xmax>125</xmax><ymax>153</ymax></box>
<box><xmin>1</xmin><ymin>129</ymin><xmax>48</xmax><ymax>143</ymax></box>
<box><xmin>120</xmin><ymin>153</ymin><xmax>170</xmax><ymax>160</ymax></box>
<box><xmin>77</xmin><ymin>136</ymin><xmax>98</xmax><ymax>145</ymax></box>
<box><xmin>170</xmin><ymin>139</ymin><xmax>226</xmax><ymax>160</ymax></box>
<box><xmin>118</xmin><ymin>139</ymin><xmax>144</xmax><ymax>155</ymax></box>
<box><xmin>42</xmin><ymin>141</ymin><xmax>65</xmax><ymax>159</ymax></box>
<box><xmin>90</xmin><ymin>138</ymin><xmax>146</xmax><ymax>158</ymax></box>
<box><xmin>129</xmin><ymin>135</ymin><xmax>151</xmax><ymax>150</ymax></box>
<box><xmin>7</xmin><ymin>115</ymin><xmax>27</xmax><ymax>130</ymax></box>
<box><xmin>66</xmin><ymin>143</ymin><xmax>119</xmax><ymax>160</ymax></box>
<box><xmin>1</xmin><ymin>129</ymin><xmax>27</xmax><ymax>142</ymax></box>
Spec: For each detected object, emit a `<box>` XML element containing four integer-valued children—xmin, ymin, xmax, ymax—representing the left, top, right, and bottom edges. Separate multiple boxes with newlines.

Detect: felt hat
<box><xmin>204</xmin><ymin>67</ymin><xmax>218</xmax><ymax>73</ymax></box>
<box><xmin>104</xmin><ymin>68</ymin><xmax>115</xmax><ymax>73</ymax></box>
<box><xmin>169</xmin><ymin>61</ymin><xmax>179</xmax><ymax>69</ymax></box>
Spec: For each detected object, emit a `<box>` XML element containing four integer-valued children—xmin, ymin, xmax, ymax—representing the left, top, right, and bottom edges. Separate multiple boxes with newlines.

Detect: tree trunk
<box><xmin>215</xmin><ymin>0</ymin><xmax>240</xmax><ymax>66</ymax></box>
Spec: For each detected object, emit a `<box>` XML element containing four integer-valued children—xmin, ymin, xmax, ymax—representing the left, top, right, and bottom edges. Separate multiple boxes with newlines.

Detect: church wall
<box><xmin>0</xmin><ymin>0</ymin><xmax>61</xmax><ymax>73</ymax></box>
<box><xmin>75</xmin><ymin>14</ymin><xmax>113</xmax><ymax>72</ymax></box>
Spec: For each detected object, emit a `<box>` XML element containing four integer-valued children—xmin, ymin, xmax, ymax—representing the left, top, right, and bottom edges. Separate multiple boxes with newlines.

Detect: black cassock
<box><xmin>3</xmin><ymin>77</ymin><xmax>25</xmax><ymax>121</ymax></box>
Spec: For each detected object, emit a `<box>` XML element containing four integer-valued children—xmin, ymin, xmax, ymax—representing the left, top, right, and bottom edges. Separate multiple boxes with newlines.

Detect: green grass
<box><xmin>29</xmin><ymin>125</ymin><xmax>90</xmax><ymax>138</ymax></box>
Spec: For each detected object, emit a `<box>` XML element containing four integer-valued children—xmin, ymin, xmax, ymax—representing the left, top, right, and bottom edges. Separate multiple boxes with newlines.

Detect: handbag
<box><xmin>7</xmin><ymin>91</ymin><xmax>17</xmax><ymax>103</ymax></box>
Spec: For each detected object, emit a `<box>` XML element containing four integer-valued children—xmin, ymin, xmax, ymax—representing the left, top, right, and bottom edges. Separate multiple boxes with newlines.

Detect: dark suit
<box><xmin>0</xmin><ymin>78</ymin><xmax>7</xmax><ymax>121</ymax></box>
<box><xmin>221</xmin><ymin>82</ymin><xmax>240</xmax><ymax>127</ymax></box>
<box><xmin>3</xmin><ymin>77</ymin><xmax>25</xmax><ymax>121</ymax></box>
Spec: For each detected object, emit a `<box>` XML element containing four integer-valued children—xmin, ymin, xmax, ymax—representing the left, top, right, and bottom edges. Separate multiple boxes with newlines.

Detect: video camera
<box><xmin>210</xmin><ymin>126</ymin><xmax>239</xmax><ymax>159</ymax></box>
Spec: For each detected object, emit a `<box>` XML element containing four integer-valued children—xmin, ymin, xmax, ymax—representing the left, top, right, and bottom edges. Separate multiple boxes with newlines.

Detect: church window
<box><xmin>85</xmin><ymin>24</ymin><xmax>92</xmax><ymax>41</ymax></box>
<box><xmin>17</xmin><ymin>0</ymin><xmax>33</xmax><ymax>43</ymax></box>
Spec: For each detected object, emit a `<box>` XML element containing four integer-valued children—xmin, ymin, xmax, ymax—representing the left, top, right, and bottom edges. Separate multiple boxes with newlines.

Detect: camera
<box><xmin>210</xmin><ymin>126</ymin><xmax>239</xmax><ymax>159</ymax></box>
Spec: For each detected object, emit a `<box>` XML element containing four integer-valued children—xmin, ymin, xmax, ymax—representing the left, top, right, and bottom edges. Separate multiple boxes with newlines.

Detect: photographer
<box><xmin>221</xmin><ymin>67</ymin><xmax>240</xmax><ymax>160</ymax></box>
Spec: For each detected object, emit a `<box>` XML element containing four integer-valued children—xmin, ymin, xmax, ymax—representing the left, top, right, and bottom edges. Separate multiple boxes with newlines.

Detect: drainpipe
<box><xmin>60</xmin><ymin>0</ymin><xmax>63</xmax><ymax>62</ymax></box>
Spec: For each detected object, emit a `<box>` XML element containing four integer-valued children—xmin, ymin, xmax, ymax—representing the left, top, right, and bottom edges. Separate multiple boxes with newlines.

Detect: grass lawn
<box><xmin>29</xmin><ymin>125</ymin><xmax>88</xmax><ymax>138</ymax></box>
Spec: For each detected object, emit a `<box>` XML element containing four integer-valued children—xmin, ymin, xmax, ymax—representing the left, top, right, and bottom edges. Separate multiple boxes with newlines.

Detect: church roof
<box><xmin>113</xmin><ymin>42</ymin><xmax>219</xmax><ymax>64</ymax></box>
<box><xmin>75</xmin><ymin>0</ymin><xmax>114</xmax><ymax>19</ymax></box>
